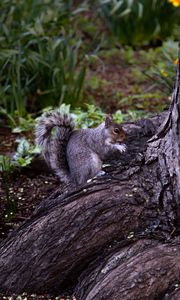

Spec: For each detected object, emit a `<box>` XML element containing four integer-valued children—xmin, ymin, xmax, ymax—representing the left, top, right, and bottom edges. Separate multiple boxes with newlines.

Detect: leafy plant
<box><xmin>146</xmin><ymin>40</ymin><xmax>178</xmax><ymax>94</ymax></box>
<box><xmin>0</xmin><ymin>0</ymin><xmax>88</xmax><ymax>123</ymax></box>
<box><xmin>13</xmin><ymin>138</ymin><xmax>40</xmax><ymax>167</ymax></box>
<box><xmin>73</xmin><ymin>104</ymin><xmax>106</xmax><ymax>128</ymax></box>
<box><xmin>57</xmin><ymin>103</ymin><xmax>146</xmax><ymax>129</ymax></box>
<box><xmin>0</xmin><ymin>137</ymin><xmax>40</xmax><ymax>171</ymax></box>
<box><xmin>12</xmin><ymin>115</ymin><xmax>36</xmax><ymax>133</ymax></box>
<box><xmin>97</xmin><ymin>0</ymin><xmax>180</xmax><ymax>46</ymax></box>
<box><xmin>0</xmin><ymin>155</ymin><xmax>14</xmax><ymax>173</ymax></box>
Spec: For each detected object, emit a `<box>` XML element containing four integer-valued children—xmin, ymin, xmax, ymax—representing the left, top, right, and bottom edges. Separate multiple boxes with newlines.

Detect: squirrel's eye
<box><xmin>114</xmin><ymin>128</ymin><xmax>119</xmax><ymax>134</ymax></box>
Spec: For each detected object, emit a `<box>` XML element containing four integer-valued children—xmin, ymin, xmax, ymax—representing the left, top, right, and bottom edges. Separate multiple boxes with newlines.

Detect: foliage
<box><xmin>0</xmin><ymin>0</ymin><xmax>179</xmax><ymax>126</ymax></box>
<box><xmin>13</xmin><ymin>138</ymin><xmax>40</xmax><ymax>167</ymax></box>
<box><xmin>73</xmin><ymin>104</ymin><xmax>106</xmax><ymax>128</ymax></box>
<box><xmin>37</xmin><ymin>104</ymin><xmax>148</xmax><ymax>132</ymax></box>
<box><xmin>0</xmin><ymin>0</ymin><xmax>88</xmax><ymax>121</ymax></box>
<box><xmin>12</xmin><ymin>115</ymin><xmax>38</xmax><ymax>133</ymax></box>
<box><xmin>97</xmin><ymin>0</ymin><xmax>180</xmax><ymax>46</ymax></box>
<box><xmin>0</xmin><ymin>155</ymin><xmax>14</xmax><ymax>173</ymax></box>
<box><xmin>59</xmin><ymin>103</ymin><xmax>148</xmax><ymax>128</ymax></box>
<box><xmin>0</xmin><ymin>138</ymin><xmax>40</xmax><ymax>173</ymax></box>
<box><xmin>146</xmin><ymin>40</ymin><xmax>178</xmax><ymax>94</ymax></box>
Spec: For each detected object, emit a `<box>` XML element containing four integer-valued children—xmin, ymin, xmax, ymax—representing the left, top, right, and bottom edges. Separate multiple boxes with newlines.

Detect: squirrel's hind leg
<box><xmin>69</xmin><ymin>152</ymin><xmax>102</xmax><ymax>186</ymax></box>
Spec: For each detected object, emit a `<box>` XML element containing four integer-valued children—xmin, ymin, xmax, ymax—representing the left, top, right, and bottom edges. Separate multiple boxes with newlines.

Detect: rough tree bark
<box><xmin>0</xmin><ymin>45</ymin><xmax>180</xmax><ymax>299</ymax></box>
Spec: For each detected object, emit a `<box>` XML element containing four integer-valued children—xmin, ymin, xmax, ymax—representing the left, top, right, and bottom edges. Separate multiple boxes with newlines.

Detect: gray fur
<box><xmin>35</xmin><ymin>111</ymin><xmax>126</xmax><ymax>185</ymax></box>
<box><xmin>35</xmin><ymin>111</ymin><xmax>74</xmax><ymax>183</ymax></box>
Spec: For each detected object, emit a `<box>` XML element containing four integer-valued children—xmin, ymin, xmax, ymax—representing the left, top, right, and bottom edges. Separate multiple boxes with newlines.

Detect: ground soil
<box><xmin>85</xmin><ymin>49</ymin><xmax>170</xmax><ymax>113</ymax></box>
<box><xmin>0</xmin><ymin>127</ymin><xmax>59</xmax><ymax>240</ymax></box>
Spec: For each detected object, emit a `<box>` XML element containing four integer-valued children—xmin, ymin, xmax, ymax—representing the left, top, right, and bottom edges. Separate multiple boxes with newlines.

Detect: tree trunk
<box><xmin>0</xmin><ymin>47</ymin><xmax>180</xmax><ymax>299</ymax></box>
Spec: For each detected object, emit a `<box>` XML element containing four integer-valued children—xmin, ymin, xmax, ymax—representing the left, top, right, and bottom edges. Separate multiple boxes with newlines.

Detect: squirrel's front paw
<box><xmin>115</xmin><ymin>144</ymin><xmax>127</xmax><ymax>153</ymax></box>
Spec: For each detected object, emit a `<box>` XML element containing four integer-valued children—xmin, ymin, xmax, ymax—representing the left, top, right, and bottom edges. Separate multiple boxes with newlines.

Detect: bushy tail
<box><xmin>35</xmin><ymin>110</ymin><xmax>75</xmax><ymax>183</ymax></box>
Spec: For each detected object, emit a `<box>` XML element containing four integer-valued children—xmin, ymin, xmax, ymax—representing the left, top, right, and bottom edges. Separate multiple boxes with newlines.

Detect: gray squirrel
<box><xmin>35</xmin><ymin>110</ymin><xmax>126</xmax><ymax>185</ymax></box>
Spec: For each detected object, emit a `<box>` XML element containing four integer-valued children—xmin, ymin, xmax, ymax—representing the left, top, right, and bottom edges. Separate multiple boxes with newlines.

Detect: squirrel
<box><xmin>35</xmin><ymin>110</ymin><xmax>126</xmax><ymax>186</ymax></box>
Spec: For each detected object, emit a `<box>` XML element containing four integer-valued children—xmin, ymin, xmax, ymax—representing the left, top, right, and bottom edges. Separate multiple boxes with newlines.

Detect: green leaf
<box><xmin>110</xmin><ymin>1</ymin><xmax>123</xmax><ymax>15</ymax></box>
<box><xmin>16</xmin><ymin>138</ymin><xmax>30</xmax><ymax>155</ymax></box>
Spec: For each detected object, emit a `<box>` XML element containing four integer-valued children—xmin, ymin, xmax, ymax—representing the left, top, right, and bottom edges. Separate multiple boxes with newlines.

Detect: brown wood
<box><xmin>75</xmin><ymin>239</ymin><xmax>180</xmax><ymax>300</ymax></box>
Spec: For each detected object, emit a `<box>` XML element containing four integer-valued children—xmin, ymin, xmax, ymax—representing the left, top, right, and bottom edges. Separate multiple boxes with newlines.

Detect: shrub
<box><xmin>0</xmin><ymin>0</ymin><xmax>87</xmax><ymax>120</ymax></box>
<box><xmin>97</xmin><ymin>0</ymin><xmax>180</xmax><ymax>46</ymax></box>
<box><xmin>146</xmin><ymin>40</ymin><xmax>178</xmax><ymax>94</ymax></box>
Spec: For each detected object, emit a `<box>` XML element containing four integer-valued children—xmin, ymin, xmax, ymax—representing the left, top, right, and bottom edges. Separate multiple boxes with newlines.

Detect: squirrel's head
<box><xmin>104</xmin><ymin>115</ymin><xmax>126</xmax><ymax>143</ymax></box>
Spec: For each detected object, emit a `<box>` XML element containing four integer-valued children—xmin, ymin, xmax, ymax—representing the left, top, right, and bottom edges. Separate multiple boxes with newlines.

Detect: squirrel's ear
<box><xmin>105</xmin><ymin>115</ymin><xmax>112</xmax><ymax>128</ymax></box>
